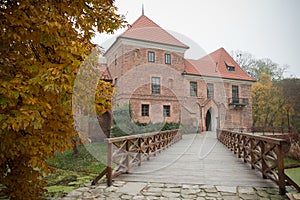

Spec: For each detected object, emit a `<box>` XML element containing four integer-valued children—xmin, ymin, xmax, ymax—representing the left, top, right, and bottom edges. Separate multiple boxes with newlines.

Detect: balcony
<box><xmin>228</xmin><ymin>98</ymin><xmax>249</xmax><ymax>108</ymax></box>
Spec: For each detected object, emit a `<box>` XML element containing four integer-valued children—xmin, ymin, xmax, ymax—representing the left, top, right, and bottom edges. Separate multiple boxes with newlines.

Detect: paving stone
<box><xmin>238</xmin><ymin>186</ymin><xmax>255</xmax><ymax>194</ymax></box>
<box><xmin>147</xmin><ymin>187</ymin><xmax>163</xmax><ymax>193</ymax></box>
<box><xmin>162</xmin><ymin>192</ymin><xmax>180</xmax><ymax>198</ymax></box>
<box><xmin>222</xmin><ymin>196</ymin><xmax>239</xmax><ymax>200</ymax></box>
<box><xmin>181</xmin><ymin>189</ymin><xmax>200</xmax><ymax>195</ymax></box>
<box><xmin>104</xmin><ymin>186</ymin><xmax>118</xmax><ymax>192</ymax></box>
<box><xmin>269</xmin><ymin>194</ymin><xmax>285</xmax><ymax>200</ymax></box>
<box><xmin>258</xmin><ymin>198</ymin><xmax>271</xmax><ymax>200</ymax></box>
<box><xmin>66</xmin><ymin>190</ymin><xmax>83</xmax><ymax>197</ymax></box>
<box><xmin>117</xmin><ymin>182</ymin><xmax>147</xmax><ymax>195</ymax></box>
<box><xmin>196</xmin><ymin>197</ymin><xmax>206</xmax><ymax>200</ymax></box>
<box><xmin>132</xmin><ymin>195</ymin><xmax>146</xmax><ymax>200</ymax></box>
<box><xmin>113</xmin><ymin>180</ymin><xmax>126</xmax><ymax>186</ymax></box>
<box><xmin>207</xmin><ymin>192</ymin><xmax>221</xmax><ymax>198</ymax></box>
<box><xmin>144</xmin><ymin>196</ymin><xmax>159</xmax><ymax>200</ymax></box>
<box><xmin>204</xmin><ymin>187</ymin><xmax>218</xmax><ymax>193</ymax></box>
<box><xmin>257</xmin><ymin>190</ymin><xmax>270</xmax><ymax>197</ymax></box>
<box><xmin>142</xmin><ymin>192</ymin><xmax>161</xmax><ymax>197</ymax></box>
<box><xmin>216</xmin><ymin>185</ymin><xmax>237</xmax><ymax>193</ymax></box>
<box><xmin>90</xmin><ymin>188</ymin><xmax>105</xmax><ymax>195</ymax></box>
<box><xmin>293</xmin><ymin>193</ymin><xmax>300</xmax><ymax>199</ymax></box>
<box><xmin>197</xmin><ymin>191</ymin><xmax>207</xmax><ymax>197</ymax></box>
<box><xmin>181</xmin><ymin>194</ymin><xmax>197</xmax><ymax>199</ymax></box>
<box><xmin>76</xmin><ymin>187</ymin><xmax>90</xmax><ymax>192</ymax></box>
<box><xmin>182</xmin><ymin>184</ymin><xmax>192</xmax><ymax>189</ymax></box>
<box><xmin>205</xmin><ymin>197</ymin><xmax>217</xmax><ymax>200</ymax></box>
<box><xmin>265</xmin><ymin>188</ymin><xmax>279</xmax><ymax>195</ymax></box>
<box><xmin>239</xmin><ymin>193</ymin><xmax>258</xmax><ymax>199</ymax></box>
<box><xmin>163</xmin><ymin>187</ymin><xmax>181</xmax><ymax>193</ymax></box>
<box><xmin>120</xmin><ymin>194</ymin><xmax>133</xmax><ymax>199</ymax></box>
<box><xmin>165</xmin><ymin>183</ymin><xmax>181</xmax><ymax>188</ymax></box>
<box><xmin>149</xmin><ymin>183</ymin><xmax>165</xmax><ymax>188</ymax></box>
<box><xmin>221</xmin><ymin>192</ymin><xmax>237</xmax><ymax>196</ymax></box>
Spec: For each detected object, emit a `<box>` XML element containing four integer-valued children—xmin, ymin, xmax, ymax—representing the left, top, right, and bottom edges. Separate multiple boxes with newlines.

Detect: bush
<box><xmin>111</xmin><ymin>122</ymin><xmax>181</xmax><ymax>137</ymax></box>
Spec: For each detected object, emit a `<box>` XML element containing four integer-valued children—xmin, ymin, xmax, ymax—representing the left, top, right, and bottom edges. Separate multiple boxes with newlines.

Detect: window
<box><xmin>141</xmin><ymin>104</ymin><xmax>149</xmax><ymax>116</ymax></box>
<box><xmin>207</xmin><ymin>83</ymin><xmax>214</xmax><ymax>99</ymax></box>
<box><xmin>148</xmin><ymin>51</ymin><xmax>155</xmax><ymax>62</ymax></box>
<box><xmin>151</xmin><ymin>77</ymin><xmax>160</xmax><ymax>94</ymax></box>
<box><xmin>225</xmin><ymin>62</ymin><xmax>235</xmax><ymax>72</ymax></box>
<box><xmin>165</xmin><ymin>53</ymin><xmax>171</xmax><ymax>64</ymax></box>
<box><xmin>190</xmin><ymin>81</ymin><xmax>197</xmax><ymax>97</ymax></box>
<box><xmin>163</xmin><ymin>105</ymin><xmax>171</xmax><ymax>117</ymax></box>
<box><xmin>232</xmin><ymin>85</ymin><xmax>239</xmax><ymax>103</ymax></box>
<box><xmin>114</xmin><ymin>78</ymin><xmax>118</xmax><ymax>86</ymax></box>
<box><xmin>114</xmin><ymin>54</ymin><xmax>117</xmax><ymax>66</ymax></box>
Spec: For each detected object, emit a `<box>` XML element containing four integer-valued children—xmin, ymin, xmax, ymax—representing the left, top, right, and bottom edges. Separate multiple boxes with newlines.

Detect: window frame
<box><xmin>163</xmin><ymin>105</ymin><xmax>171</xmax><ymax>117</ymax></box>
<box><xmin>190</xmin><ymin>81</ymin><xmax>198</xmax><ymax>97</ymax></box>
<box><xmin>165</xmin><ymin>53</ymin><xmax>171</xmax><ymax>64</ymax></box>
<box><xmin>232</xmin><ymin>85</ymin><xmax>239</xmax><ymax>103</ymax></box>
<box><xmin>148</xmin><ymin>51</ymin><xmax>155</xmax><ymax>63</ymax></box>
<box><xmin>151</xmin><ymin>77</ymin><xmax>161</xmax><ymax>94</ymax></box>
<box><xmin>141</xmin><ymin>104</ymin><xmax>149</xmax><ymax>116</ymax></box>
<box><xmin>207</xmin><ymin>83</ymin><xmax>214</xmax><ymax>99</ymax></box>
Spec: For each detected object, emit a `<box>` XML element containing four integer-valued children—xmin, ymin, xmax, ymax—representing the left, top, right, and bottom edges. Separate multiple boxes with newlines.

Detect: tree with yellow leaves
<box><xmin>252</xmin><ymin>73</ymin><xmax>289</xmax><ymax>128</ymax></box>
<box><xmin>0</xmin><ymin>1</ymin><xmax>125</xmax><ymax>199</ymax></box>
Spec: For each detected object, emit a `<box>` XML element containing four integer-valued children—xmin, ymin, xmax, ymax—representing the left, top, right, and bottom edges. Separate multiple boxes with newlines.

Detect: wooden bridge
<box><xmin>92</xmin><ymin>129</ymin><xmax>299</xmax><ymax>195</ymax></box>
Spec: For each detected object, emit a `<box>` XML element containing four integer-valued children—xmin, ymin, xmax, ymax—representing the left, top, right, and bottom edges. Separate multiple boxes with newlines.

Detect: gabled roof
<box><xmin>185</xmin><ymin>48</ymin><xmax>255</xmax><ymax>81</ymax></box>
<box><xmin>120</xmin><ymin>15</ymin><xmax>189</xmax><ymax>49</ymax></box>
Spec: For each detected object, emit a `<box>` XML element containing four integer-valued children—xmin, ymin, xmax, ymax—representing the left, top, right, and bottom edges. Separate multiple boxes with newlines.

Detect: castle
<box><xmin>102</xmin><ymin>14</ymin><xmax>254</xmax><ymax>132</ymax></box>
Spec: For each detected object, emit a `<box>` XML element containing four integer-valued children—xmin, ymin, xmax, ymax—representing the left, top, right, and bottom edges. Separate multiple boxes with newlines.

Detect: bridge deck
<box><xmin>116</xmin><ymin>132</ymin><xmax>276</xmax><ymax>187</ymax></box>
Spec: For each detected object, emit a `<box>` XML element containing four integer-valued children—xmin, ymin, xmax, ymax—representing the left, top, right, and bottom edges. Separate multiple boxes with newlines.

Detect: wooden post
<box><xmin>153</xmin><ymin>135</ymin><xmax>157</xmax><ymax>156</ymax></box>
<box><xmin>261</xmin><ymin>141</ymin><xmax>267</xmax><ymax>179</ymax></box>
<box><xmin>237</xmin><ymin>135</ymin><xmax>241</xmax><ymax>158</ymax></box>
<box><xmin>250</xmin><ymin>139</ymin><xmax>255</xmax><ymax>169</ymax></box>
<box><xmin>107</xmin><ymin>142</ymin><xmax>112</xmax><ymax>186</ymax></box>
<box><xmin>276</xmin><ymin>143</ymin><xmax>286</xmax><ymax>195</ymax></box>
<box><xmin>147</xmin><ymin>137</ymin><xmax>150</xmax><ymax>160</ymax></box>
<box><xmin>138</xmin><ymin>138</ymin><xmax>142</xmax><ymax>166</ymax></box>
<box><xmin>125</xmin><ymin>140</ymin><xmax>130</xmax><ymax>173</ymax></box>
<box><xmin>243</xmin><ymin>137</ymin><xmax>247</xmax><ymax>163</ymax></box>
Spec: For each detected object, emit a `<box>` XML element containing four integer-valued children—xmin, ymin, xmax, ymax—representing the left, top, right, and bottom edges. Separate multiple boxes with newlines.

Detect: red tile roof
<box><xmin>185</xmin><ymin>48</ymin><xmax>255</xmax><ymax>81</ymax></box>
<box><xmin>120</xmin><ymin>15</ymin><xmax>189</xmax><ymax>49</ymax></box>
<box><xmin>98</xmin><ymin>64</ymin><xmax>112</xmax><ymax>81</ymax></box>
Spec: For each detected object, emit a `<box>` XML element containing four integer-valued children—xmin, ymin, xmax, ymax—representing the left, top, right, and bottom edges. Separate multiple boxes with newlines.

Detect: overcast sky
<box><xmin>92</xmin><ymin>0</ymin><xmax>300</xmax><ymax>78</ymax></box>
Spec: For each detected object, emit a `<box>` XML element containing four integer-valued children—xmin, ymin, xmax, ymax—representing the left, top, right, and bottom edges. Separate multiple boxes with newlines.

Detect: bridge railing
<box><xmin>217</xmin><ymin>129</ymin><xmax>294</xmax><ymax>195</ymax></box>
<box><xmin>92</xmin><ymin>129</ymin><xmax>182</xmax><ymax>186</ymax></box>
<box><xmin>225</xmin><ymin>126</ymin><xmax>292</xmax><ymax>135</ymax></box>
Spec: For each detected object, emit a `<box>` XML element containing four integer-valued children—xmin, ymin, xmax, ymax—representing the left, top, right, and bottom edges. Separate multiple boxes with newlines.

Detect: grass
<box><xmin>44</xmin><ymin>142</ymin><xmax>108</xmax><ymax>198</ymax></box>
<box><xmin>284</xmin><ymin>157</ymin><xmax>300</xmax><ymax>186</ymax></box>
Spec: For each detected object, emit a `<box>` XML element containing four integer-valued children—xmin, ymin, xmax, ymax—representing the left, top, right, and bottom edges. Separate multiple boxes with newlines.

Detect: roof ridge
<box><xmin>120</xmin><ymin>15</ymin><xmax>189</xmax><ymax>48</ymax></box>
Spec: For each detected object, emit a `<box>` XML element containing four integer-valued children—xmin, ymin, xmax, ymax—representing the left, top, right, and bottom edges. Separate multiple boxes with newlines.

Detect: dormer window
<box><xmin>225</xmin><ymin>62</ymin><xmax>235</xmax><ymax>72</ymax></box>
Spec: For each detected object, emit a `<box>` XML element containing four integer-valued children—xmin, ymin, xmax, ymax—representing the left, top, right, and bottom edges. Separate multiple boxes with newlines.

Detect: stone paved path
<box><xmin>57</xmin><ymin>180</ymin><xmax>298</xmax><ymax>200</ymax></box>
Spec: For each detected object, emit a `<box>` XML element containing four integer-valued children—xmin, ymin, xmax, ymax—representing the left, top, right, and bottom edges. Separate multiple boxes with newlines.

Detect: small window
<box><xmin>141</xmin><ymin>104</ymin><xmax>149</xmax><ymax>116</ymax></box>
<box><xmin>165</xmin><ymin>53</ymin><xmax>171</xmax><ymax>64</ymax></box>
<box><xmin>114</xmin><ymin>78</ymin><xmax>118</xmax><ymax>86</ymax></box>
<box><xmin>232</xmin><ymin>85</ymin><xmax>239</xmax><ymax>103</ymax></box>
<box><xmin>190</xmin><ymin>81</ymin><xmax>197</xmax><ymax>97</ymax></box>
<box><xmin>207</xmin><ymin>83</ymin><xmax>214</xmax><ymax>99</ymax></box>
<box><xmin>114</xmin><ymin>54</ymin><xmax>117</xmax><ymax>66</ymax></box>
<box><xmin>163</xmin><ymin>105</ymin><xmax>170</xmax><ymax>117</ymax></box>
<box><xmin>152</xmin><ymin>77</ymin><xmax>160</xmax><ymax>94</ymax></box>
<box><xmin>148</xmin><ymin>51</ymin><xmax>155</xmax><ymax>62</ymax></box>
<box><xmin>225</xmin><ymin>62</ymin><xmax>235</xmax><ymax>72</ymax></box>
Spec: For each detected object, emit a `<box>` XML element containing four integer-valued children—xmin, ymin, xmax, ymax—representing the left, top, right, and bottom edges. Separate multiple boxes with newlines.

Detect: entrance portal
<box><xmin>206</xmin><ymin>110</ymin><xmax>211</xmax><ymax>131</ymax></box>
